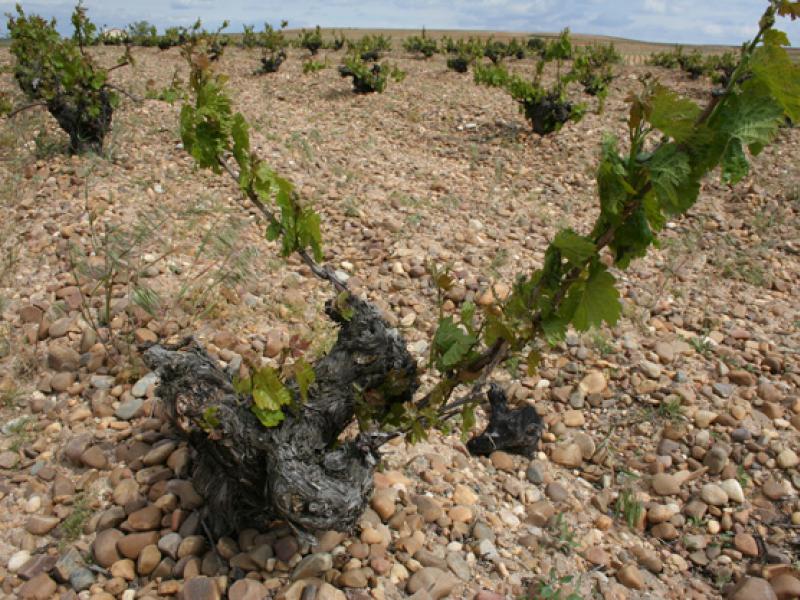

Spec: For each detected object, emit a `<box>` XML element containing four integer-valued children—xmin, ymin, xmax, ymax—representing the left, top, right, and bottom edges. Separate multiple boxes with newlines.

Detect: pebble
<box><xmin>617</xmin><ymin>564</ymin><xmax>645</xmax><ymax>590</ymax></box>
<box><xmin>25</xmin><ymin>515</ymin><xmax>60</xmax><ymax>535</ymax></box>
<box><xmin>274</xmin><ymin>536</ymin><xmax>299</xmax><ymax>562</ymax></box>
<box><xmin>413</xmin><ymin>495</ymin><xmax>444</xmax><ymax>522</ymax></box>
<box><xmin>229</xmin><ymin>580</ymin><xmax>270</xmax><ymax>600</ymax></box>
<box><xmin>728</xmin><ymin>577</ymin><xmax>777</xmax><ymax>600</ymax></box>
<box><xmin>131</xmin><ymin>372</ymin><xmax>158</xmax><ymax>397</ymax></box>
<box><xmin>526</xmin><ymin>462</ymin><xmax>544</xmax><ymax>485</ymax></box>
<box><xmin>769</xmin><ymin>574</ymin><xmax>800</xmax><ymax>600</ymax></box>
<box><xmin>8</xmin><ymin>550</ymin><xmax>32</xmax><ymax>572</ymax></box>
<box><xmin>579</xmin><ymin>370</ymin><xmax>606</xmax><ymax>394</ymax></box>
<box><xmin>338</xmin><ymin>568</ymin><xmax>369</xmax><ymax>588</ymax></box>
<box><xmin>81</xmin><ymin>445</ymin><xmax>107</xmax><ymax>469</ymax></box>
<box><xmin>182</xmin><ymin>576</ymin><xmax>221</xmax><ymax>600</ymax></box>
<box><xmin>137</xmin><ymin>544</ymin><xmax>161</xmax><ymax>575</ymax></box>
<box><xmin>453</xmin><ymin>484</ymin><xmax>479</xmax><ymax>505</ymax></box>
<box><xmin>734</xmin><ymin>533</ymin><xmax>759</xmax><ymax>557</ymax></box>
<box><xmin>115</xmin><ymin>398</ymin><xmax>144</xmax><ymax>420</ymax></box>
<box><xmin>777</xmin><ymin>449</ymin><xmax>799</xmax><ymax>469</ymax></box>
<box><xmin>489</xmin><ymin>451</ymin><xmax>514</xmax><ymax>472</ymax></box>
<box><xmin>563</xmin><ymin>410</ymin><xmax>585</xmax><ymax>427</ymax></box>
<box><xmin>93</xmin><ymin>528</ymin><xmax>124</xmax><ymax>567</ymax></box>
<box><xmin>700</xmin><ymin>483</ymin><xmax>728</xmax><ymax>506</ymax></box>
<box><xmin>406</xmin><ymin>567</ymin><xmax>458</xmax><ymax>599</ymax></box>
<box><xmin>551</xmin><ymin>443</ymin><xmax>582</xmax><ymax>468</ymax></box>
<box><xmin>0</xmin><ymin>450</ymin><xmax>19</xmax><ymax>468</ymax></box>
<box><xmin>17</xmin><ymin>572</ymin><xmax>56</xmax><ymax>599</ymax></box>
<box><xmin>762</xmin><ymin>478</ymin><xmax>787</xmax><ymax>500</ymax></box>
<box><xmin>719</xmin><ymin>478</ymin><xmax>745</xmax><ymax>503</ymax></box>
<box><xmin>651</xmin><ymin>472</ymin><xmax>684</xmax><ymax>496</ymax></box>
<box><xmin>126</xmin><ymin>505</ymin><xmax>162</xmax><ymax>530</ymax></box>
<box><xmin>694</xmin><ymin>410</ymin><xmax>718</xmax><ymax>429</ymax></box>
<box><xmin>640</xmin><ymin>360</ymin><xmax>662</xmax><ymax>379</ymax></box>
<box><xmin>292</xmin><ymin>552</ymin><xmax>332</xmax><ymax>580</ymax></box>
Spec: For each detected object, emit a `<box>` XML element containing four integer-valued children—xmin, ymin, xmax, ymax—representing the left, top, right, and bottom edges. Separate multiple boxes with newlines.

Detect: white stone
<box><xmin>8</xmin><ymin>550</ymin><xmax>31</xmax><ymax>572</ymax></box>
<box><xmin>700</xmin><ymin>483</ymin><xmax>728</xmax><ymax>506</ymax></box>
<box><xmin>719</xmin><ymin>479</ymin><xmax>745</xmax><ymax>504</ymax></box>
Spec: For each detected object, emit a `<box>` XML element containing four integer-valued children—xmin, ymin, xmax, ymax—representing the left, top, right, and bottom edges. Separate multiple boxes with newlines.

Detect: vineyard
<box><xmin>0</xmin><ymin>5</ymin><xmax>799</xmax><ymax>600</ymax></box>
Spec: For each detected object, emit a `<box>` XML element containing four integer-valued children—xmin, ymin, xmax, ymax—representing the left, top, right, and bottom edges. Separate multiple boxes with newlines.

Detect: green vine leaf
<box><xmin>749</xmin><ymin>32</ymin><xmax>800</xmax><ymax>122</ymax></box>
<box><xmin>234</xmin><ymin>366</ymin><xmax>292</xmax><ymax>428</ymax></box>
<box><xmin>562</xmin><ymin>263</ymin><xmax>621</xmax><ymax>331</ymax></box>
<box><xmin>552</xmin><ymin>229</ymin><xmax>597</xmax><ymax>265</ymax></box>
<box><xmin>335</xmin><ymin>291</ymin><xmax>354</xmax><ymax>321</ymax></box>
<box><xmin>231</xmin><ymin>112</ymin><xmax>251</xmax><ymax>185</ymax></box>
<box><xmin>648</xmin><ymin>85</ymin><xmax>701</xmax><ymax>143</ymax></box>
<box><xmin>646</xmin><ymin>143</ymin><xmax>693</xmax><ymax>214</ymax></box>
<box><xmin>293</xmin><ymin>358</ymin><xmax>316</xmax><ymax>404</ymax></box>
<box><xmin>432</xmin><ymin>317</ymin><xmax>477</xmax><ymax>372</ymax></box>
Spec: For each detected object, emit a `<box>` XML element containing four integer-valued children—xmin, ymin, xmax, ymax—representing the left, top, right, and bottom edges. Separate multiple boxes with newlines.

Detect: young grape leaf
<box><xmin>562</xmin><ymin>264</ymin><xmax>621</xmax><ymax>331</ymax></box>
<box><xmin>297</xmin><ymin>207</ymin><xmax>323</xmax><ymax>262</ymax></box>
<box><xmin>239</xmin><ymin>366</ymin><xmax>292</xmax><ymax>428</ymax></box>
<box><xmin>432</xmin><ymin>317</ymin><xmax>476</xmax><ymax>371</ymax></box>
<box><xmin>460</xmin><ymin>301</ymin><xmax>476</xmax><ymax>335</ymax></box>
<box><xmin>483</xmin><ymin>314</ymin><xmax>516</xmax><ymax>347</ymax></box>
<box><xmin>648</xmin><ymin>85</ymin><xmax>701</xmax><ymax>144</ymax></box>
<box><xmin>646</xmin><ymin>143</ymin><xmax>693</xmax><ymax>214</ymax></box>
<box><xmin>553</xmin><ymin>229</ymin><xmax>596</xmax><ymax>265</ymax></box>
<box><xmin>461</xmin><ymin>404</ymin><xmax>476</xmax><ymax>441</ymax></box>
<box><xmin>718</xmin><ymin>82</ymin><xmax>785</xmax><ymax>148</ymax></box>
<box><xmin>596</xmin><ymin>135</ymin><xmax>632</xmax><ymax>222</ymax></box>
<box><xmin>231</xmin><ymin>112</ymin><xmax>251</xmax><ymax>184</ymax></box>
<box><xmin>293</xmin><ymin>357</ymin><xmax>315</xmax><ymax>404</ymax></box>
<box><xmin>251</xmin><ymin>406</ymin><xmax>285</xmax><ymax>427</ymax></box>
<box><xmin>526</xmin><ymin>349</ymin><xmax>541</xmax><ymax>375</ymax></box>
<box><xmin>720</xmin><ymin>139</ymin><xmax>750</xmax><ymax>184</ymax></box>
<box><xmin>200</xmin><ymin>406</ymin><xmax>220</xmax><ymax>430</ymax></box>
<box><xmin>541</xmin><ymin>315</ymin><xmax>568</xmax><ymax>345</ymax></box>
<box><xmin>335</xmin><ymin>290</ymin><xmax>354</xmax><ymax>321</ymax></box>
<box><xmin>749</xmin><ymin>40</ymin><xmax>800</xmax><ymax>122</ymax></box>
<box><xmin>777</xmin><ymin>1</ymin><xmax>800</xmax><ymax>19</ymax></box>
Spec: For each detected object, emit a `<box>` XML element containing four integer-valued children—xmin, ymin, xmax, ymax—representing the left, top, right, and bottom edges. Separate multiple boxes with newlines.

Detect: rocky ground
<box><xmin>0</xmin><ymin>42</ymin><xmax>798</xmax><ymax>600</ymax></box>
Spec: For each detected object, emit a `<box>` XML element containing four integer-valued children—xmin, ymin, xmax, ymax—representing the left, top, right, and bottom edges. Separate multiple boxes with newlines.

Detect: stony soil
<box><xmin>0</xmin><ymin>43</ymin><xmax>798</xmax><ymax>600</ymax></box>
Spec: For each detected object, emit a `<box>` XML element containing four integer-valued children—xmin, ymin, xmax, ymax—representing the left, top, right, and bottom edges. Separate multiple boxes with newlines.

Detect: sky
<box><xmin>2</xmin><ymin>0</ymin><xmax>799</xmax><ymax>46</ymax></box>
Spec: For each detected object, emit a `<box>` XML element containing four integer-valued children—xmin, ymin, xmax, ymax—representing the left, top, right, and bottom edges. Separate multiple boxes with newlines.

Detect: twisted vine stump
<box><xmin>143</xmin><ymin>297</ymin><xmax>417</xmax><ymax>540</ymax></box>
<box><xmin>466</xmin><ymin>383</ymin><xmax>543</xmax><ymax>458</ymax></box>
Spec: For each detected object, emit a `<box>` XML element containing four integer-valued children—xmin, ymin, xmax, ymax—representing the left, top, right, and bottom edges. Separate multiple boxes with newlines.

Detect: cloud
<box><xmin>170</xmin><ymin>0</ymin><xmax>213</xmax><ymax>9</ymax></box>
<box><xmin>643</xmin><ymin>0</ymin><xmax>666</xmax><ymax>14</ymax></box>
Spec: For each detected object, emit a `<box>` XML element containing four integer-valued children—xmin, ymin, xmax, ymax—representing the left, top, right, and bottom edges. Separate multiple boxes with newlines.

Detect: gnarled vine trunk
<box><xmin>48</xmin><ymin>90</ymin><xmax>114</xmax><ymax>154</ymax></box>
<box><xmin>143</xmin><ymin>297</ymin><xmax>418</xmax><ymax>540</ymax></box>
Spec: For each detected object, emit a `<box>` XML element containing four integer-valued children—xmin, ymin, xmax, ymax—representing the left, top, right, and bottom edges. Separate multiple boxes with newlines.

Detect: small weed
<box><xmin>5</xmin><ymin>415</ymin><xmax>34</xmax><ymax>452</ymax></box>
<box><xmin>549</xmin><ymin>513</ymin><xmax>579</xmax><ymax>555</ymax></box>
<box><xmin>586</xmin><ymin>328</ymin><xmax>613</xmax><ymax>356</ymax></box>
<box><xmin>58</xmin><ymin>493</ymin><xmax>93</xmax><ymax>544</ymax></box>
<box><xmin>406</xmin><ymin>213</ymin><xmax>423</xmax><ymax>227</ymax></box>
<box><xmin>468</xmin><ymin>144</ymin><xmax>481</xmax><ymax>170</ymax></box>
<box><xmin>719</xmin><ymin>255</ymin><xmax>768</xmax><ymax>287</ymax></box>
<box><xmin>686</xmin><ymin>515</ymin><xmax>704</xmax><ymax>529</ymax></box>
<box><xmin>343</xmin><ymin>198</ymin><xmax>360</xmax><ymax>218</ymax></box>
<box><xmin>525</xmin><ymin>568</ymin><xmax>583</xmax><ymax>600</ymax></box>
<box><xmin>488</xmin><ymin>248</ymin><xmax>509</xmax><ymax>278</ymax></box>
<box><xmin>714</xmin><ymin>569</ymin><xmax>733</xmax><ymax>589</ymax></box>
<box><xmin>615</xmin><ymin>487</ymin><xmax>644</xmax><ymax>529</ymax></box>
<box><xmin>657</xmin><ymin>397</ymin><xmax>683</xmax><ymax>422</ymax></box>
<box><xmin>689</xmin><ymin>336</ymin><xmax>713</xmax><ymax>357</ymax></box>
<box><xmin>1</xmin><ymin>384</ymin><xmax>24</xmax><ymax>408</ymax></box>
<box><xmin>736</xmin><ymin>464</ymin><xmax>750</xmax><ymax>488</ymax></box>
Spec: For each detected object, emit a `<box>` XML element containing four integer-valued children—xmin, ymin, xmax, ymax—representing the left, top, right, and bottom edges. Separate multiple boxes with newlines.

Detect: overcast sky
<box><xmin>2</xmin><ymin>0</ymin><xmax>799</xmax><ymax>46</ymax></box>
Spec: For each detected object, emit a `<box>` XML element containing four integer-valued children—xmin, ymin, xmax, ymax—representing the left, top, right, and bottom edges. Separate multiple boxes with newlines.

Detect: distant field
<box><xmin>2</xmin><ymin>26</ymin><xmax>796</xmax><ymax>60</ymax></box>
<box><xmin>256</xmin><ymin>27</ymin><xmax>800</xmax><ymax>64</ymax></box>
